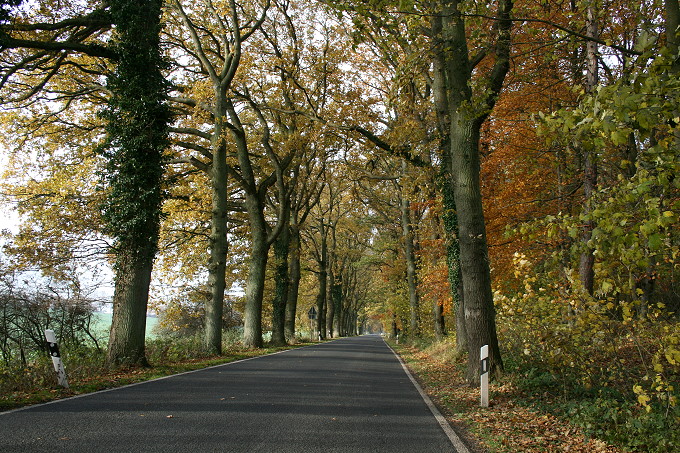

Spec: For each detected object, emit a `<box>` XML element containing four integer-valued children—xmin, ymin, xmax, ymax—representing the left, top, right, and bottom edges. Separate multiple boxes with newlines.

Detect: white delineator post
<box><xmin>45</xmin><ymin>329</ymin><xmax>69</xmax><ymax>388</ymax></box>
<box><xmin>480</xmin><ymin>344</ymin><xmax>489</xmax><ymax>407</ymax></box>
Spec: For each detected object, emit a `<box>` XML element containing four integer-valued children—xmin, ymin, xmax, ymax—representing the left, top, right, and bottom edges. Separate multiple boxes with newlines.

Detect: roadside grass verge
<box><xmin>390</xmin><ymin>339</ymin><xmax>624</xmax><ymax>453</ymax></box>
<box><xmin>0</xmin><ymin>337</ymin><xmax>316</xmax><ymax>412</ymax></box>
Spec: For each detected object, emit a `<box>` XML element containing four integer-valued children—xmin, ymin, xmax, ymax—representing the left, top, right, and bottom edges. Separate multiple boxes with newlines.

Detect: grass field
<box><xmin>92</xmin><ymin>312</ymin><xmax>159</xmax><ymax>339</ymax></box>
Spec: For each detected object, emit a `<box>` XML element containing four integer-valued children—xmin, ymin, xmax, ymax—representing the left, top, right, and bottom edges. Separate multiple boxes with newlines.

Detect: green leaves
<box><xmin>98</xmin><ymin>0</ymin><xmax>171</xmax><ymax>260</ymax></box>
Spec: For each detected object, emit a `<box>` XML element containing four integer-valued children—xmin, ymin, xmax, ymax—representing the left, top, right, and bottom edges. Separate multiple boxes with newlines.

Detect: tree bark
<box><xmin>315</xmin><ymin>221</ymin><xmax>328</xmax><ymax>340</ymax></box>
<box><xmin>107</xmin><ymin>248</ymin><xmax>153</xmax><ymax>367</ymax></box>
<box><xmin>579</xmin><ymin>5</ymin><xmax>599</xmax><ymax>296</ymax></box>
<box><xmin>242</xmin><ymin>192</ymin><xmax>269</xmax><ymax>349</ymax></box>
<box><xmin>204</xmin><ymin>102</ymin><xmax>229</xmax><ymax>355</ymax></box>
<box><xmin>400</xmin><ymin>170</ymin><xmax>420</xmax><ymax>337</ymax></box>
<box><xmin>284</xmin><ymin>221</ymin><xmax>301</xmax><ymax>342</ymax></box>
<box><xmin>331</xmin><ymin>277</ymin><xmax>343</xmax><ymax>337</ymax></box>
<box><xmin>449</xmin><ymin>113</ymin><xmax>503</xmax><ymax>382</ymax></box>
<box><xmin>440</xmin><ymin>0</ymin><xmax>511</xmax><ymax>382</ymax></box>
<box><xmin>271</xmin><ymin>221</ymin><xmax>291</xmax><ymax>346</ymax></box>
<box><xmin>431</xmin><ymin>11</ymin><xmax>464</xmax><ymax>348</ymax></box>
<box><xmin>326</xmin><ymin>224</ymin><xmax>336</xmax><ymax>338</ymax></box>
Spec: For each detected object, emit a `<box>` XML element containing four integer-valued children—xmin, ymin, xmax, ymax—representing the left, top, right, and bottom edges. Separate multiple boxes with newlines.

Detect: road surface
<box><xmin>0</xmin><ymin>335</ymin><xmax>467</xmax><ymax>452</ymax></box>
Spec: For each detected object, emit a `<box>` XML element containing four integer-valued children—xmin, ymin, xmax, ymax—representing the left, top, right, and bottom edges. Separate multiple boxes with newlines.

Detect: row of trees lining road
<box><xmin>0</xmin><ymin>1</ymin><xmax>678</xmax><ymax>441</ymax></box>
<box><xmin>0</xmin><ymin>0</ymin><xmax>378</xmax><ymax>362</ymax></box>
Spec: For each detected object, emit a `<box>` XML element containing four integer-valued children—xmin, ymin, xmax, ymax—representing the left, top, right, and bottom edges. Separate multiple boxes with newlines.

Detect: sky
<box><xmin>0</xmin><ymin>151</ymin><xmax>18</xmax><ymax>234</ymax></box>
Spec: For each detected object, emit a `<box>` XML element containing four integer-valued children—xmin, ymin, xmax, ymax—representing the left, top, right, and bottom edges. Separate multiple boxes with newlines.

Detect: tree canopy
<box><xmin>0</xmin><ymin>0</ymin><xmax>678</xmax><ymax>449</ymax></box>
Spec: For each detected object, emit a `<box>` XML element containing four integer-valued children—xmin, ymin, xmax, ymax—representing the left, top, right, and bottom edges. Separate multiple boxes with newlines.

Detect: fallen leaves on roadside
<box><xmin>395</xmin><ymin>344</ymin><xmax>622</xmax><ymax>453</ymax></box>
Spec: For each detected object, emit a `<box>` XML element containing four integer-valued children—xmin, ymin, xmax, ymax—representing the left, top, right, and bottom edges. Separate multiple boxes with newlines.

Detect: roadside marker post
<box><xmin>45</xmin><ymin>329</ymin><xmax>69</xmax><ymax>388</ymax></box>
<box><xmin>480</xmin><ymin>344</ymin><xmax>489</xmax><ymax>407</ymax></box>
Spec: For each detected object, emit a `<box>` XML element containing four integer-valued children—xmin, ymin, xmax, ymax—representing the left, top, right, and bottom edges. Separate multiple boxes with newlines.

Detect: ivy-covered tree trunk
<box><xmin>431</xmin><ymin>12</ymin><xmax>465</xmax><ymax>351</ymax></box>
<box><xmin>102</xmin><ymin>0</ymin><xmax>169</xmax><ymax>367</ymax></box>
<box><xmin>441</xmin><ymin>171</ymin><xmax>466</xmax><ymax>353</ymax></box>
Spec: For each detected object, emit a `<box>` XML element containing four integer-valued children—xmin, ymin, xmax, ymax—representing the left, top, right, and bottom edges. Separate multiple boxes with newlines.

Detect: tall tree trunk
<box><xmin>313</xmin><ymin>218</ymin><xmax>328</xmax><ymax>340</ymax></box>
<box><xmin>107</xmin><ymin>248</ymin><xmax>154</xmax><ymax>366</ymax></box>
<box><xmin>326</xmin><ymin>222</ymin><xmax>337</xmax><ymax>338</ymax></box>
<box><xmin>326</xmin><ymin>265</ymin><xmax>335</xmax><ymax>338</ymax></box>
<box><xmin>204</xmin><ymin>118</ymin><xmax>228</xmax><ymax>355</ymax></box>
<box><xmin>242</xmin><ymin>193</ymin><xmax>269</xmax><ymax>348</ymax></box>
<box><xmin>104</xmin><ymin>0</ymin><xmax>169</xmax><ymax>367</ymax></box>
<box><xmin>315</xmin><ymin>272</ymin><xmax>327</xmax><ymax>339</ymax></box>
<box><xmin>579</xmin><ymin>6</ymin><xmax>599</xmax><ymax>295</ymax></box>
<box><xmin>332</xmin><ymin>277</ymin><xmax>342</xmax><ymax>337</ymax></box>
<box><xmin>316</xmin><ymin>228</ymin><xmax>328</xmax><ymax>340</ymax></box>
<box><xmin>440</xmin><ymin>0</ymin><xmax>512</xmax><ymax>382</ymax></box>
<box><xmin>431</xmin><ymin>12</ymin><xmax>464</xmax><ymax>349</ymax></box>
<box><xmin>449</xmin><ymin>114</ymin><xmax>503</xmax><ymax>382</ymax></box>
<box><xmin>271</xmin><ymin>222</ymin><xmax>291</xmax><ymax>346</ymax></box>
<box><xmin>284</xmin><ymin>222</ymin><xmax>301</xmax><ymax>342</ymax></box>
<box><xmin>400</xmin><ymin>181</ymin><xmax>420</xmax><ymax>337</ymax></box>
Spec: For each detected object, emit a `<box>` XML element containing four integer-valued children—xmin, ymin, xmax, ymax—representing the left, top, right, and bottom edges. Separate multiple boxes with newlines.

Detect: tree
<box><xmin>100</xmin><ymin>0</ymin><xmax>171</xmax><ymax>366</ymax></box>
<box><xmin>426</xmin><ymin>0</ymin><xmax>512</xmax><ymax>381</ymax></box>
<box><xmin>350</xmin><ymin>152</ymin><xmax>426</xmax><ymax>338</ymax></box>
<box><xmin>0</xmin><ymin>0</ymin><xmax>170</xmax><ymax>367</ymax></box>
<box><xmin>165</xmin><ymin>0</ymin><xmax>269</xmax><ymax>354</ymax></box>
<box><xmin>0</xmin><ymin>3</ymin><xmax>114</xmax><ymax>283</ymax></box>
<box><xmin>323</xmin><ymin>0</ymin><xmax>510</xmax><ymax>381</ymax></box>
<box><xmin>305</xmin><ymin>186</ymin><xmax>330</xmax><ymax>340</ymax></box>
<box><xmin>166</xmin><ymin>0</ymin><xmax>297</xmax><ymax>350</ymax></box>
<box><xmin>272</xmin><ymin>154</ymin><xmax>324</xmax><ymax>344</ymax></box>
<box><xmin>249</xmin><ymin>0</ymin><xmax>336</xmax><ymax>345</ymax></box>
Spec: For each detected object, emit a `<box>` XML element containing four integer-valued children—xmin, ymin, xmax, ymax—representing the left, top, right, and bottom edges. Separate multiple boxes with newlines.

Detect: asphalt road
<box><xmin>0</xmin><ymin>335</ymin><xmax>467</xmax><ymax>452</ymax></box>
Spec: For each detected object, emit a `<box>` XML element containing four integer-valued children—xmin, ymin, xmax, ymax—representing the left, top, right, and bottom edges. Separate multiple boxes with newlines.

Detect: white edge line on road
<box><xmin>0</xmin><ymin>340</ymin><xmax>336</xmax><ymax>416</ymax></box>
<box><xmin>384</xmin><ymin>338</ymin><xmax>471</xmax><ymax>453</ymax></box>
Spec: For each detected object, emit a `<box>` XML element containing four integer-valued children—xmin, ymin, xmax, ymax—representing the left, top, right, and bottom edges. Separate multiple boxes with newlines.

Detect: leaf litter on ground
<box><xmin>392</xmin><ymin>342</ymin><xmax>622</xmax><ymax>453</ymax></box>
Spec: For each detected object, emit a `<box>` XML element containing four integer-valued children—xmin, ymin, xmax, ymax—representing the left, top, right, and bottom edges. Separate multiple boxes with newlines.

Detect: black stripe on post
<box><xmin>48</xmin><ymin>342</ymin><xmax>61</xmax><ymax>358</ymax></box>
<box><xmin>480</xmin><ymin>357</ymin><xmax>489</xmax><ymax>375</ymax></box>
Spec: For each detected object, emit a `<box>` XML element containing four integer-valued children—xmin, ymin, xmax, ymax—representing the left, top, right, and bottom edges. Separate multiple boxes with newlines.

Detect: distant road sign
<box><xmin>307</xmin><ymin>306</ymin><xmax>317</xmax><ymax>320</ymax></box>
